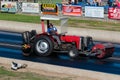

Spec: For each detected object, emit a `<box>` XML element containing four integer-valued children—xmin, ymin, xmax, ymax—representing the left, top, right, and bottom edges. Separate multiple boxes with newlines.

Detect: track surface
<box><xmin>0</xmin><ymin>31</ymin><xmax>120</xmax><ymax>75</ymax></box>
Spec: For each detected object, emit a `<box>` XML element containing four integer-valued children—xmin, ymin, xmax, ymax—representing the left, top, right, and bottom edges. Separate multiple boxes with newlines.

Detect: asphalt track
<box><xmin>0</xmin><ymin>31</ymin><xmax>120</xmax><ymax>75</ymax></box>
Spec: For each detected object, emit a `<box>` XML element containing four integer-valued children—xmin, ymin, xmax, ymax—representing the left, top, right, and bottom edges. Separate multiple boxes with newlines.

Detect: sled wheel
<box><xmin>22</xmin><ymin>31</ymin><xmax>30</xmax><ymax>44</ymax></box>
<box><xmin>69</xmin><ymin>46</ymin><xmax>78</xmax><ymax>58</ymax></box>
<box><xmin>34</xmin><ymin>36</ymin><xmax>54</xmax><ymax>56</ymax></box>
<box><xmin>96</xmin><ymin>49</ymin><xmax>106</xmax><ymax>59</ymax></box>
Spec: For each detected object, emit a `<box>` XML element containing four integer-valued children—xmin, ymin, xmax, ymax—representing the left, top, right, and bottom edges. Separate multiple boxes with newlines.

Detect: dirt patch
<box><xmin>0</xmin><ymin>59</ymin><xmax>98</xmax><ymax>80</ymax></box>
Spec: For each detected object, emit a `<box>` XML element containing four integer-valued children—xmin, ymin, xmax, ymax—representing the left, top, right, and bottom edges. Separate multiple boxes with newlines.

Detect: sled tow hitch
<box><xmin>83</xmin><ymin>51</ymin><xmax>100</xmax><ymax>57</ymax></box>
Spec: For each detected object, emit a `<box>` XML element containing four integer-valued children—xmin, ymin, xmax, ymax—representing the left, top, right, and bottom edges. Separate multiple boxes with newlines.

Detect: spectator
<box><xmin>74</xmin><ymin>0</ymin><xmax>78</xmax><ymax>4</ymax></box>
<box><xmin>62</xmin><ymin>0</ymin><xmax>69</xmax><ymax>5</ymax></box>
<box><xmin>94</xmin><ymin>0</ymin><xmax>99</xmax><ymax>6</ymax></box>
<box><xmin>108</xmin><ymin>0</ymin><xmax>114</xmax><ymax>7</ymax></box>
<box><xmin>68</xmin><ymin>0</ymin><xmax>72</xmax><ymax>4</ymax></box>
<box><xmin>98</xmin><ymin>0</ymin><xmax>102</xmax><ymax>6</ymax></box>
<box><xmin>87</xmin><ymin>0</ymin><xmax>95</xmax><ymax>6</ymax></box>
<box><xmin>113</xmin><ymin>0</ymin><xmax>118</xmax><ymax>7</ymax></box>
<box><xmin>113</xmin><ymin>0</ymin><xmax>120</xmax><ymax>8</ymax></box>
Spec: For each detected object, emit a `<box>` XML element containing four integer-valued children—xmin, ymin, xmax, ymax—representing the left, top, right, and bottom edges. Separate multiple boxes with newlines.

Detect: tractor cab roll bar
<box><xmin>40</xmin><ymin>15</ymin><xmax>68</xmax><ymax>33</ymax></box>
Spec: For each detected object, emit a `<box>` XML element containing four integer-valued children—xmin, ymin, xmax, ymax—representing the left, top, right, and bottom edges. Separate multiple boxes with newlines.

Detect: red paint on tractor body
<box><xmin>60</xmin><ymin>35</ymin><xmax>80</xmax><ymax>49</ymax></box>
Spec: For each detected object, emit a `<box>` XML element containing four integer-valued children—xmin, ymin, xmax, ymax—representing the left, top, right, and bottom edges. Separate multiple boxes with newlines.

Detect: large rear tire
<box><xmin>34</xmin><ymin>36</ymin><xmax>54</xmax><ymax>56</ymax></box>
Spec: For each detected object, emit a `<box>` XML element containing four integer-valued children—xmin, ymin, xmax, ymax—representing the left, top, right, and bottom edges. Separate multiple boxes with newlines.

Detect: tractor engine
<box><xmin>61</xmin><ymin>43</ymin><xmax>72</xmax><ymax>50</ymax></box>
<box><xmin>53</xmin><ymin>41</ymin><xmax>72</xmax><ymax>50</ymax></box>
<box><xmin>82</xmin><ymin>36</ymin><xmax>94</xmax><ymax>51</ymax></box>
<box><xmin>60</xmin><ymin>35</ymin><xmax>93</xmax><ymax>51</ymax></box>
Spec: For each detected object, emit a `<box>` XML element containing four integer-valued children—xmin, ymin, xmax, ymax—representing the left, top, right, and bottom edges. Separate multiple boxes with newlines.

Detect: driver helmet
<box><xmin>52</xmin><ymin>27</ymin><xmax>57</xmax><ymax>31</ymax></box>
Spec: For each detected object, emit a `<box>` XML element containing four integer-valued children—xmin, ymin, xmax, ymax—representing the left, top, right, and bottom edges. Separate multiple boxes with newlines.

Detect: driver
<box><xmin>47</xmin><ymin>23</ymin><xmax>61</xmax><ymax>45</ymax></box>
<box><xmin>47</xmin><ymin>23</ymin><xmax>58</xmax><ymax>34</ymax></box>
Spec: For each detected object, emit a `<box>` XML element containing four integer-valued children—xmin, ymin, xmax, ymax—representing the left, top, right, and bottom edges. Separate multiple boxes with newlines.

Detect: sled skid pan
<box><xmin>78</xmin><ymin>43</ymin><xmax>114</xmax><ymax>59</ymax></box>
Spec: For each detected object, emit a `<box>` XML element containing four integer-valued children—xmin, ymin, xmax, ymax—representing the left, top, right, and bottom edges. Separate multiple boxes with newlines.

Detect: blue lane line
<box><xmin>0</xmin><ymin>45</ymin><xmax>22</xmax><ymax>50</ymax></box>
<box><xmin>0</xmin><ymin>39</ymin><xmax>23</xmax><ymax>44</ymax></box>
<box><xmin>113</xmin><ymin>46</ymin><xmax>120</xmax><ymax>56</ymax></box>
<box><xmin>0</xmin><ymin>31</ymin><xmax>23</xmax><ymax>56</ymax></box>
<box><xmin>0</xmin><ymin>47</ymin><xmax>22</xmax><ymax>54</ymax></box>
<box><xmin>0</xmin><ymin>31</ymin><xmax>22</xmax><ymax>36</ymax></box>
<box><xmin>0</xmin><ymin>31</ymin><xmax>22</xmax><ymax>42</ymax></box>
<box><xmin>0</xmin><ymin>35</ymin><xmax>22</xmax><ymax>40</ymax></box>
<box><xmin>113</xmin><ymin>63</ymin><xmax>120</xmax><ymax>68</ymax></box>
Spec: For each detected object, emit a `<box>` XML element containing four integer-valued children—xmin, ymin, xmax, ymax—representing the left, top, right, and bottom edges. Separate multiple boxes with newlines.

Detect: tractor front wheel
<box><xmin>68</xmin><ymin>46</ymin><xmax>78</xmax><ymax>58</ymax></box>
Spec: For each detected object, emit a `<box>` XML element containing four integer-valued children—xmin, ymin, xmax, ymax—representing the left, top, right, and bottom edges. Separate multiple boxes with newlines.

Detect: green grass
<box><xmin>0</xmin><ymin>66</ymin><xmax>17</xmax><ymax>77</ymax></box>
<box><xmin>68</xmin><ymin>18</ymin><xmax>120</xmax><ymax>31</ymax></box>
<box><xmin>0</xmin><ymin>66</ymin><xmax>71</xmax><ymax>80</ymax></box>
<box><xmin>0</xmin><ymin>13</ymin><xmax>40</xmax><ymax>23</ymax></box>
<box><xmin>0</xmin><ymin>13</ymin><xmax>120</xmax><ymax>31</ymax></box>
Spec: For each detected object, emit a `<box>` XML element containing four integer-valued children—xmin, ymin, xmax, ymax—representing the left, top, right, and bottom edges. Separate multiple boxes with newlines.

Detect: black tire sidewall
<box><xmin>34</xmin><ymin>36</ymin><xmax>53</xmax><ymax>56</ymax></box>
<box><xmin>69</xmin><ymin>46</ymin><xmax>78</xmax><ymax>58</ymax></box>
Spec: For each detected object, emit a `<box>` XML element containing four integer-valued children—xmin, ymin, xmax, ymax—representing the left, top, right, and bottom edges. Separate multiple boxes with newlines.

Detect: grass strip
<box><xmin>0</xmin><ymin>66</ymin><xmax>70</xmax><ymax>80</ymax></box>
<box><xmin>0</xmin><ymin>13</ymin><xmax>120</xmax><ymax>31</ymax></box>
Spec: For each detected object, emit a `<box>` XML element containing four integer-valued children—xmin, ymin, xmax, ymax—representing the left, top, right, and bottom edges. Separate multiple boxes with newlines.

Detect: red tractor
<box><xmin>22</xmin><ymin>15</ymin><xmax>114</xmax><ymax>59</ymax></box>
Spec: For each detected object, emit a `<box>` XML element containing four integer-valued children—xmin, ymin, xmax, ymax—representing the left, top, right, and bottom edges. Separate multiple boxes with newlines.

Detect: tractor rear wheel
<box><xmin>34</xmin><ymin>36</ymin><xmax>54</xmax><ymax>56</ymax></box>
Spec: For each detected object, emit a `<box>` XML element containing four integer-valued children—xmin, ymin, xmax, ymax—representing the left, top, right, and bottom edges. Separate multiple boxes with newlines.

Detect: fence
<box><xmin>0</xmin><ymin>1</ymin><xmax>120</xmax><ymax>22</ymax></box>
